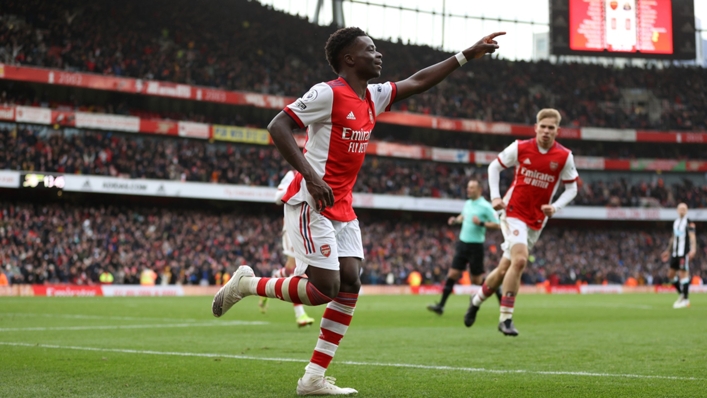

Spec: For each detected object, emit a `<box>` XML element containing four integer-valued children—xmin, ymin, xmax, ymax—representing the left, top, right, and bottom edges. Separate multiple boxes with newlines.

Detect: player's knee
<box><xmin>308</xmin><ymin>277</ymin><xmax>340</xmax><ymax>300</ymax></box>
<box><xmin>447</xmin><ymin>269</ymin><xmax>461</xmax><ymax>280</ymax></box>
<box><xmin>339</xmin><ymin>270</ymin><xmax>361</xmax><ymax>293</ymax></box>
<box><xmin>319</xmin><ymin>281</ymin><xmax>341</xmax><ymax>300</ymax></box>
<box><xmin>340</xmin><ymin>278</ymin><xmax>361</xmax><ymax>294</ymax></box>
<box><xmin>512</xmin><ymin>256</ymin><xmax>528</xmax><ymax>270</ymax></box>
<box><xmin>338</xmin><ymin>258</ymin><xmax>362</xmax><ymax>294</ymax></box>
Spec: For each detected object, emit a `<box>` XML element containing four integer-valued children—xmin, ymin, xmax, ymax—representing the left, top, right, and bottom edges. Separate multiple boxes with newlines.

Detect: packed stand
<box><xmin>1</xmin><ymin>202</ymin><xmax>704</xmax><ymax>287</ymax></box>
<box><xmin>0</xmin><ymin>88</ymin><xmax>262</xmax><ymax>128</ymax></box>
<box><xmin>2</xmin><ymin>87</ymin><xmax>706</xmax><ymax>161</ymax></box>
<box><xmin>3</xmin><ymin>126</ymin><xmax>707</xmax><ymax>208</ymax></box>
<box><xmin>1</xmin><ymin>0</ymin><xmax>706</xmax><ymax>131</ymax></box>
<box><xmin>525</xmin><ymin>228</ymin><xmax>706</xmax><ymax>287</ymax></box>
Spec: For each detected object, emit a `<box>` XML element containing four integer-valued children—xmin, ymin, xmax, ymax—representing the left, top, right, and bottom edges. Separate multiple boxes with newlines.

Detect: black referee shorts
<box><xmin>669</xmin><ymin>256</ymin><xmax>689</xmax><ymax>271</ymax></box>
<box><xmin>451</xmin><ymin>241</ymin><xmax>485</xmax><ymax>276</ymax></box>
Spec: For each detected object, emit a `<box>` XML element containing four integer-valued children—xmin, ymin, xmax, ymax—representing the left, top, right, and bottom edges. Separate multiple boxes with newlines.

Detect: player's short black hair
<box><xmin>325</xmin><ymin>27</ymin><xmax>367</xmax><ymax>74</ymax></box>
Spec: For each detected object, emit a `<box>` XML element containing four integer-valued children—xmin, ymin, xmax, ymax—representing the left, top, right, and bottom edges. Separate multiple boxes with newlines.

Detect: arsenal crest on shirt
<box><xmin>550</xmin><ymin>161</ymin><xmax>559</xmax><ymax>171</ymax></box>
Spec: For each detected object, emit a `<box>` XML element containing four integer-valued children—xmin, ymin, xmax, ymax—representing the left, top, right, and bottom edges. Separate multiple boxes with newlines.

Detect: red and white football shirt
<box><xmin>275</xmin><ymin>170</ymin><xmax>296</xmax><ymax>205</ymax></box>
<box><xmin>497</xmin><ymin>138</ymin><xmax>579</xmax><ymax>230</ymax></box>
<box><xmin>282</xmin><ymin>77</ymin><xmax>397</xmax><ymax>222</ymax></box>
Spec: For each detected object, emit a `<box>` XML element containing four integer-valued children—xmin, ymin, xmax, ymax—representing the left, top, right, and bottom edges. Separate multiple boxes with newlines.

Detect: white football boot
<box><xmin>211</xmin><ymin>265</ymin><xmax>255</xmax><ymax>317</ymax></box>
<box><xmin>296</xmin><ymin>376</ymin><xmax>358</xmax><ymax>396</ymax></box>
<box><xmin>674</xmin><ymin>298</ymin><xmax>690</xmax><ymax>309</ymax></box>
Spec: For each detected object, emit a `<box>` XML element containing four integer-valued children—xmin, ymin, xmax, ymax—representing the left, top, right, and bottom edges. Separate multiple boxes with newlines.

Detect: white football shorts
<box><xmin>281</xmin><ymin>228</ymin><xmax>296</xmax><ymax>258</ymax></box>
<box><xmin>283</xmin><ymin>202</ymin><xmax>364</xmax><ymax>274</ymax></box>
<box><xmin>500</xmin><ymin>212</ymin><xmax>543</xmax><ymax>260</ymax></box>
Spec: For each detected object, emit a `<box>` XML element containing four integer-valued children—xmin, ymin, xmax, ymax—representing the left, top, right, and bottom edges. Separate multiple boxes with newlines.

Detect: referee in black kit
<box><xmin>661</xmin><ymin>203</ymin><xmax>697</xmax><ymax>309</ymax></box>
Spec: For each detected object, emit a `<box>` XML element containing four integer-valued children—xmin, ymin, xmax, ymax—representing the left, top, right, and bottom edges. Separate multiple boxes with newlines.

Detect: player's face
<box><xmin>467</xmin><ymin>181</ymin><xmax>480</xmax><ymax>198</ymax></box>
<box><xmin>350</xmin><ymin>36</ymin><xmax>382</xmax><ymax>79</ymax></box>
<box><xmin>535</xmin><ymin>117</ymin><xmax>559</xmax><ymax>149</ymax></box>
<box><xmin>677</xmin><ymin>203</ymin><xmax>688</xmax><ymax>217</ymax></box>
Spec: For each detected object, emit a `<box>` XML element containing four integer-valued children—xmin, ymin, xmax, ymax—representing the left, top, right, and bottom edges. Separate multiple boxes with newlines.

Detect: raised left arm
<box><xmin>393</xmin><ymin>32</ymin><xmax>505</xmax><ymax>103</ymax></box>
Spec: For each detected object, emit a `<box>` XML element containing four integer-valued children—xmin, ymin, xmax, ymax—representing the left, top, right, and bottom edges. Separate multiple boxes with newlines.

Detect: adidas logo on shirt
<box><xmin>523</xmin><ymin>158</ymin><xmax>531</xmax><ymax>165</ymax></box>
<box><xmin>346</xmin><ymin>111</ymin><xmax>356</xmax><ymax>120</ymax></box>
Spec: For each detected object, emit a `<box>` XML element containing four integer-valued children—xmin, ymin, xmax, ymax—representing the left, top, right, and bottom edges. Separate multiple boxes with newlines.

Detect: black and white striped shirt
<box><xmin>671</xmin><ymin>217</ymin><xmax>693</xmax><ymax>257</ymax></box>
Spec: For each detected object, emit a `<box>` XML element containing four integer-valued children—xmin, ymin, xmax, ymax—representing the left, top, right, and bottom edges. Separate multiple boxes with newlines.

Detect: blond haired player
<box><xmin>661</xmin><ymin>203</ymin><xmax>697</xmax><ymax>308</ymax></box>
<box><xmin>258</xmin><ymin>170</ymin><xmax>316</xmax><ymax>327</ymax></box>
<box><xmin>464</xmin><ymin>108</ymin><xmax>579</xmax><ymax>336</ymax></box>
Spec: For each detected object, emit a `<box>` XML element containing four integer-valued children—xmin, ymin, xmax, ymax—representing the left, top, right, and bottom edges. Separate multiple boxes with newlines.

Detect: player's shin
<box><xmin>239</xmin><ymin>276</ymin><xmax>333</xmax><ymax>306</ymax></box>
<box><xmin>471</xmin><ymin>281</ymin><xmax>497</xmax><ymax>307</ymax></box>
<box><xmin>499</xmin><ymin>294</ymin><xmax>515</xmax><ymax>322</ymax></box>
<box><xmin>672</xmin><ymin>277</ymin><xmax>682</xmax><ymax>295</ymax></box>
<box><xmin>499</xmin><ymin>253</ymin><xmax>525</xmax><ymax>320</ymax></box>
<box><xmin>304</xmin><ymin>292</ymin><xmax>358</xmax><ymax>379</ymax></box>
<box><xmin>471</xmin><ymin>264</ymin><xmax>505</xmax><ymax>307</ymax></box>
<box><xmin>680</xmin><ymin>277</ymin><xmax>690</xmax><ymax>300</ymax></box>
<box><xmin>439</xmin><ymin>277</ymin><xmax>456</xmax><ymax>307</ymax></box>
<box><xmin>294</xmin><ymin>304</ymin><xmax>306</xmax><ymax>318</ymax></box>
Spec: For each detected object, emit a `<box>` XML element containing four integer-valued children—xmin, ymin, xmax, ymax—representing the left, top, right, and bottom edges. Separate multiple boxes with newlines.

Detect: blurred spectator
<box><xmin>0</xmin><ymin>266</ymin><xmax>9</xmax><ymax>286</ymax></box>
<box><xmin>98</xmin><ymin>268</ymin><xmax>113</xmax><ymax>284</ymax></box>
<box><xmin>0</xmin><ymin>0</ymin><xmax>706</xmax><ymax>131</ymax></box>
<box><xmin>0</xmin><ymin>201</ymin><xmax>704</xmax><ymax>286</ymax></box>
<box><xmin>3</xmin><ymin>126</ymin><xmax>706</xmax><ymax>208</ymax></box>
<box><xmin>1</xmin><ymin>87</ymin><xmax>703</xmax><ymax>161</ymax></box>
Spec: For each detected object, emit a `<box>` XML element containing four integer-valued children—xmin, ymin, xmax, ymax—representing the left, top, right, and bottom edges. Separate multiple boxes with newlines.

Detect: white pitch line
<box><xmin>0</xmin><ymin>321</ymin><xmax>267</xmax><ymax>332</ymax></box>
<box><xmin>0</xmin><ymin>313</ymin><xmax>202</xmax><ymax>322</ymax></box>
<box><xmin>0</xmin><ymin>342</ymin><xmax>700</xmax><ymax>382</ymax></box>
<box><xmin>520</xmin><ymin>303</ymin><xmax>654</xmax><ymax>310</ymax></box>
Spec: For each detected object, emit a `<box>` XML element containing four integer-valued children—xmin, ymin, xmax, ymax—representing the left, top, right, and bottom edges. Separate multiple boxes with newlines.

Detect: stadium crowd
<box><xmin>1</xmin><ymin>202</ymin><xmax>704</xmax><ymax>287</ymax></box>
<box><xmin>3</xmin><ymin>127</ymin><xmax>707</xmax><ymax>208</ymax></box>
<box><xmin>2</xmin><ymin>87</ymin><xmax>706</xmax><ymax>161</ymax></box>
<box><xmin>1</xmin><ymin>0</ymin><xmax>707</xmax><ymax>131</ymax></box>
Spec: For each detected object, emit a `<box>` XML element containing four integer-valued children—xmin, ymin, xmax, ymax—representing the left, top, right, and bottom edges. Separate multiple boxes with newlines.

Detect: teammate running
<box><xmin>427</xmin><ymin>179</ymin><xmax>500</xmax><ymax>316</ymax></box>
<box><xmin>464</xmin><ymin>108</ymin><xmax>579</xmax><ymax>336</ymax></box>
<box><xmin>258</xmin><ymin>170</ymin><xmax>316</xmax><ymax>327</ymax></box>
<box><xmin>211</xmin><ymin>26</ymin><xmax>504</xmax><ymax>395</ymax></box>
<box><xmin>661</xmin><ymin>203</ymin><xmax>697</xmax><ymax>308</ymax></box>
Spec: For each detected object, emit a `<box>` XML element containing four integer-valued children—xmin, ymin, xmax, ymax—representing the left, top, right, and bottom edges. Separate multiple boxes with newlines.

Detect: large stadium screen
<box><xmin>550</xmin><ymin>0</ymin><xmax>696</xmax><ymax>59</ymax></box>
<box><xmin>570</xmin><ymin>0</ymin><xmax>672</xmax><ymax>54</ymax></box>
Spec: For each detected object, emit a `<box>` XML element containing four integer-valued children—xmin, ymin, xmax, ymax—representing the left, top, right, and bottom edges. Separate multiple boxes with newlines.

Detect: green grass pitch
<box><xmin>1</xmin><ymin>294</ymin><xmax>705</xmax><ymax>397</ymax></box>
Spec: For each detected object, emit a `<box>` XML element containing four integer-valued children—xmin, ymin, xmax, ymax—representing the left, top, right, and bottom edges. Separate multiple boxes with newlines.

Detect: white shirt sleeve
<box><xmin>283</xmin><ymin>83</ymin><xmax>333</xmax><ymax>128</ymax></box>
<box><xmin>274</xmin><ymin>170</ymin><xmax>296</xmax><ymax>205</ymax></box>
<box><xmin>552</xmin><ymin>182</ymin><xmax>578</xmax><ymax>211</ymax></box>
<box><xmin>367</xmin><ymin>82</ymin><xmax>397</xmax><ymax>116</ymax></box>
<box><xmin>497</xmin><ymin>141</ymin><xmax>519</xmax><ymax>169</ymax></box>
<box><xmin>551</xmin><ymin>154</ymin><xmax>579</xmax><ymax>211</ymax></box>
<box><xmin>488</xmin><ymin>160</ymin><xmax>504</xmax><ymax>200</ymax></box>
<box><xmin>488</xmin><ymin>141</ymin><xmax>518</xmax><ymax>200</ymax></box>
<box><xmin>560</xmin><ymin>153</ymin><xmax>579</xmax><ymax>183</ymax></box>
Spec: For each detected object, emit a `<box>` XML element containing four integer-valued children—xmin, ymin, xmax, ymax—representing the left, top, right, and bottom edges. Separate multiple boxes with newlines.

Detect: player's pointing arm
<box><xmin>392</xmin><ymin>32</ymin><xmax>505</xmax><ymax>103</ymax></box>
